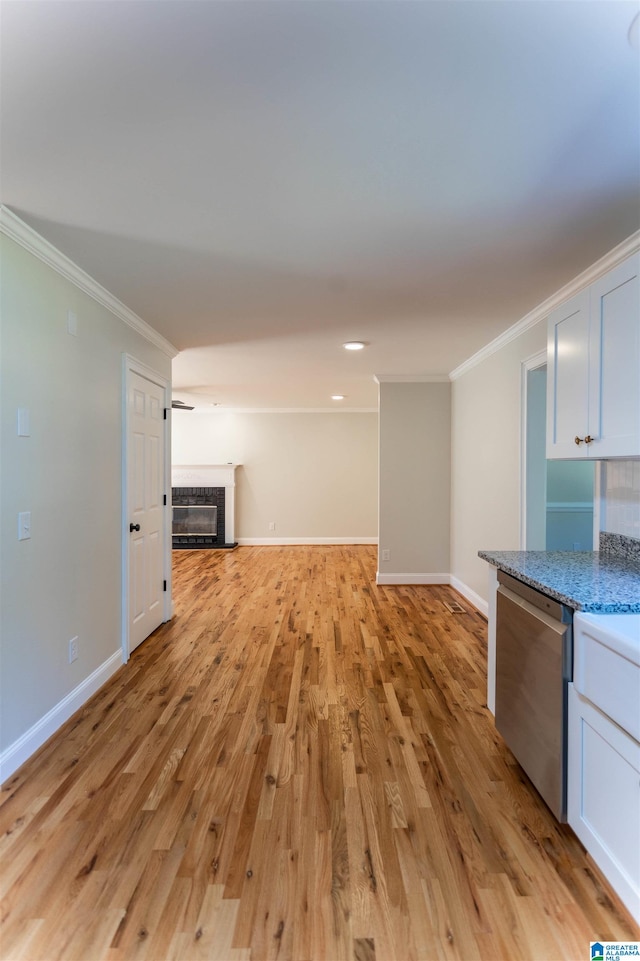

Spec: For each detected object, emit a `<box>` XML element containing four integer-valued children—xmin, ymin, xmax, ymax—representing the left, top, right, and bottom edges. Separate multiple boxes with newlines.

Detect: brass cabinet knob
<box><xmin>575</xmin><ymin>436</ymin><xmax>584</xmax><ymax>445</ymax></box>
<box><xmin>585</xmin><ymin>435</ymin><xmax>595</xmax><ymax>444</ymax></box>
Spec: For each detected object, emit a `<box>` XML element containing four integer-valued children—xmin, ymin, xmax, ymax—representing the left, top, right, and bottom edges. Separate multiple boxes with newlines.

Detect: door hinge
<box><xmin>163</xmin><ymin>494</ymin><xmax>167</xmax><ymax>506</ymax></box>
<box><xmin>164</xmin><ymin>408</ymin><xmax>168</xmax><ymax>420</ymax></box>
<box><xmin>163</xmin><ymin>580</ymin><xmax>167</xmax><ymax>592</ymax></box>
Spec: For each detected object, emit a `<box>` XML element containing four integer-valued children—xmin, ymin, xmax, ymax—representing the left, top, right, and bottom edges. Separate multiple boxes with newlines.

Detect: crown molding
<box><xmin>374</xmin><ymin>373</ymin><xmax>449</xmax><ymax>384</ymax></box>
<box><xmin>0</xmin><ymin>206</ymin><xmax>178</xmax><ymax>359</ymax></box>
<box><xmin>449</xmin><ymin>230</ymin><xmax>640</xmax><ymax>381</ymax></box>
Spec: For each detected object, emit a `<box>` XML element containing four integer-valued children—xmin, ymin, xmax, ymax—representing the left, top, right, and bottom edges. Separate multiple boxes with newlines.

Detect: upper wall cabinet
<box><xmin>547</xmin><ymin>252</ymin><xmax>640</xmax><ymax>459</ymax></box>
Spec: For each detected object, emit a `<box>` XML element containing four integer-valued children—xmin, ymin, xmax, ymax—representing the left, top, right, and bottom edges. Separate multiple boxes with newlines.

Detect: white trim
<box><xmin>172</xmin><ymin>463</ymin><xmax>240</xmax><ymax>470</ymax></box>
<box><xmin>184</xmin><ymin>407</ymin><xmax>378</xmax><ymax>414</ymax></box>
<box><xmin>449</xmin><ymin>230</ymin><xmax>640</xmax><ymax>381</ymax></box>
<box><xmin>449</xmin><ymin>576</ymin><xmax>489</xmax><ymax>618</ymax></box>
<box><xmin>376</xmin><ymin>572</ymin><xmax>451</xmax><ymax>585</ymax></box>
<box><xmin>594</xmin><ymin>462</ymin><xmax>604</xmax><ymax>551</ymax></box>
<box><xmin>122</xmin><ymin>356</ymin><xmax>173</xmax><ymax>664</ymax></box>
<box><xmin>485</xmin><ymin>566</ymin><xmax>498</xmax><ymax>714</ymax></box>
<box><xmin>237</xmin><ymin>537</ymin><xmax>378</xmax><ymax>546</ymax></box>
<box><xmin>0</xmin><ymin>206</ymin><xmax>177</xmax><ymax>359</ymax></box>
<box><xmin>172</xmin><ymin>464</ymin><xmax>238</xmax><ymax>486</ymax></box>
<box><xmin>0</xmin><ymin>651</ymin><xmax>122</xmax><ymax>783</ymax></box>
<box><xmin>374</xmin><ymin>374</ymin><xmax>449</xmax><ymax>384</ymax></box>
<box><xmin>520</xmin><ymin>350</ymin><xmax>548</xmax><ymax>549</ymax></box>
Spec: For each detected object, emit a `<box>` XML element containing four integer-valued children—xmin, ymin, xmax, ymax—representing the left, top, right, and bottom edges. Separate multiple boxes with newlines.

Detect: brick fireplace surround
<box><xmin>171</xmin><ymin>464</ymin><xmax>239</xmax><ymax>549</ymax></box>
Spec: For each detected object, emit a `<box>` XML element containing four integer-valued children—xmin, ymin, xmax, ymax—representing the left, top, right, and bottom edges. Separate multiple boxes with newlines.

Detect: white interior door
<box><xmin>127</xmin><ymin>369</ymin><xmax>166</xmax><ymax>653</ymax></box>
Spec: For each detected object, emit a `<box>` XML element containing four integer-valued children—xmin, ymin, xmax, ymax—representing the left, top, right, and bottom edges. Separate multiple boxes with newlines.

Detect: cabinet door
<box><xmin>546</xmin><ymin>289</ymin><xmax>590</xmax><ymax>458</ymax></box>
<box><xmin>568</xmin><ymin>684</ymin><xmax>640</xmax><ymax>923</ymax></box>
<box><xmin>588</xmin><ymin>253</ymin><xmax>640</xmax><ymax>458</ymax></box>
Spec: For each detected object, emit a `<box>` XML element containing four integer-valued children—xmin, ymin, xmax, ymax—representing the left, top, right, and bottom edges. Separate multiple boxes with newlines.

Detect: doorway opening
<box><xmin>523</xmin><ymin>355</ymin><xmax>595</xmax><ymax>551</ymax></box>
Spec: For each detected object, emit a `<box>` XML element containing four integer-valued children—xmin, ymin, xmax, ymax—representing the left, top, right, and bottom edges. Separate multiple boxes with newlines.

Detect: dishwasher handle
<box><xmin>497</xmin><ymin>569</ymin><xmax>569</xmax><ymax>621</ymax></box>
<box><xmin>497</xmin><ymin>582</ymin><xmax>573</xmax><ymax>681</ymax></box>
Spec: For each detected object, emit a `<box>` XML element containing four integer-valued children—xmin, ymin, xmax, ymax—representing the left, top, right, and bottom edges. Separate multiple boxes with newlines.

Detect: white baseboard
<box><xmin>450</xmin><ymin>576</ymin><xmax>489</xmax><ymax>618</ymax></box>
<box><xmin>0</xmin><ymin>650</ymin><xmax>123</xmax><ymax>784</ymax></box>
<box><xmin>376</xmin><ymin>573</ymin><xmax>451</xmax><ymax>585</ymax></box>
<box><xmin>237</xmin><ymin>537</ymin><xmax>378</xmax><ymax>546</ymax></box>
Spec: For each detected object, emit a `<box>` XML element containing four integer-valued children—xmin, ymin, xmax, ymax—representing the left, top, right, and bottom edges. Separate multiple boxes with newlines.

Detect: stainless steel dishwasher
<box><xmin>495</xmin><ymin>570</ymin><xmax>573</xmax><ymax>821</ymax></box>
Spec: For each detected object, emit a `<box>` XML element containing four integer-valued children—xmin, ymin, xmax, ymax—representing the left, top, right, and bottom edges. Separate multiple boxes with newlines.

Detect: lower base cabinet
<box><xmin>568</xmin><ymin>683</ymin><xmax>640</xmax><ymax>923</ymax></box>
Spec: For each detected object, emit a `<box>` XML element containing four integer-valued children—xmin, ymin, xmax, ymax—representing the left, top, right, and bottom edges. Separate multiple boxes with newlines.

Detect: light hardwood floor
<box><xmin>1</xmin><ymin>546</ymin><xmax>637</xmax><ymax>960</ymax></box>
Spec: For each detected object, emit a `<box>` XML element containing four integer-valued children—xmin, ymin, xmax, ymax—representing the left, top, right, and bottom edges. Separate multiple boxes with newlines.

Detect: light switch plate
<box><xmin>67</xmin><ymin>310</ymin><xmax>78</xmax><ymax>336</ymax></box>
<box><xmin>17</xmin><ymin>407</ymin><xmax>30</xmax><ymax>436</ymax></box>
<box><xmin>68</xmin><ymin>636</ymin><xmax>79</xmax><ymax>663</ymax></box>
<box><xmin>18</xmin><ymin>511</ymin><xmax>31</xmax><ymax>540</ymax></box>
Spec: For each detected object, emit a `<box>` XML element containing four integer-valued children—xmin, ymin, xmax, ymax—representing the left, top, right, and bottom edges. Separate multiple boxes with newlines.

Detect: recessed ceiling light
<box><xmin>331</xmin><ymin>394</ymin><xmax>345</xmax><ymax>401</ymax></box>
<box><xmin>342</xmin><ymin>341</ymin><xmax>366</xmax><ymax>351</ymax></box>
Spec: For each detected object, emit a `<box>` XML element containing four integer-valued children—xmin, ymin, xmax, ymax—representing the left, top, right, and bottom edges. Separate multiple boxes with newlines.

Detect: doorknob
<box><xmin>129</xmin><ymin>523</ymin><xmax>141</xmax><ymax>532</ymax></box>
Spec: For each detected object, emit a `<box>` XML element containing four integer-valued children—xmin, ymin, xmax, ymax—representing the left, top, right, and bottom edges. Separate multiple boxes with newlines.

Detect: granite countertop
<box><xmin>478</xmin><ymin>550</ymin><xmax>640</xmax><ymax>613</ymax></box>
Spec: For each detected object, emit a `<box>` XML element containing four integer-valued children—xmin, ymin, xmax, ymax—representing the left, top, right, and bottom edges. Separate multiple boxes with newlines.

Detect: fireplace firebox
<box><xmin>172</xmin><ymin>505</ymin><xmax>217</xmax><ymax>536</ymax></box>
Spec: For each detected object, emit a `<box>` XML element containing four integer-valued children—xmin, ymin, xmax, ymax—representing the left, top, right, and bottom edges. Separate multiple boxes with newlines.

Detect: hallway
<box><xmin>1</xmin><ymin>546</ymin><xmax>636</xmax><ymax>960</ymax></box>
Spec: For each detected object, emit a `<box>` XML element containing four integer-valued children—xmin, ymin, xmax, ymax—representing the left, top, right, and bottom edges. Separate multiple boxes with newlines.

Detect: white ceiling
<box><xmin>2</xmin><ymin>1</ymin><xmax>639</xmax><ymax>409</ymax></box>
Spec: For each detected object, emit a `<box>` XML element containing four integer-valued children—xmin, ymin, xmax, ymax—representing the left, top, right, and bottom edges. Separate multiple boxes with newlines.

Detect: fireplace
<box><xmin>171</xmin><ymin>464</ymin><xmax>239</xmax><ymax>549</ymax></box>
<box><xmin>172</xmin><ymin>487</ymin><xmax>228</xmax><ymax>549</ymax></box>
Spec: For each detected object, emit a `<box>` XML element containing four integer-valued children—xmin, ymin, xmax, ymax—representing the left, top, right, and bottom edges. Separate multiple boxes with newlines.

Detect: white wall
<box><xmin>0</xmin><ymin>232</ymin><xmax>172</xmax><ymax>771</ymax></box>
<box><xmin>602</xmin><ymin>460</ymin><xmax>640</xmax><ymax>539</ymax></box>
<box><xmin>450</xmin><ymin>323</ymin><xmax>546</xmax><ymax>603</ymax></box>
<box><xmin>171</xmin><ymin>410</ymin><xmax>378</xmax><ymax>541</ymax></box>
<box><xmin>378</xmin><ymin>381</ymin><xmax>451</xmax><ymax>580</ymax></box>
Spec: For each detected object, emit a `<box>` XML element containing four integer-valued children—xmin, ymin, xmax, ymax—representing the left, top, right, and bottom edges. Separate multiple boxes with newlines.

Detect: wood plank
<box><xmin>1</xmin><ymin>545</ymin><xmax>637</xmax><ymax>961</ymax></box>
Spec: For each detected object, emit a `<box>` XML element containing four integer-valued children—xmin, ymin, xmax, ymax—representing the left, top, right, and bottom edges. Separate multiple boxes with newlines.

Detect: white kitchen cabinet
<box><xmin>547</xmin><ymin>252</ymin><xmax>640</xmax><ymax>459</ymax></box>
<box><xmin>568</xmin><ymin>613</ymin><xmax>640</xmax><ymax>923</ymax></box>
<box><xmin>568</xmin><ymin>685</ymin><xmax>640</xmax><ymax>923</ymax></box>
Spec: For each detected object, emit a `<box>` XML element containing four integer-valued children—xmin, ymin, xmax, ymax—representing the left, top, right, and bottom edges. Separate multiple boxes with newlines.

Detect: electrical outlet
<box><xmin>68</xmin><ymin>636</ymin><xmax>79</xmax><ymax>663</ymax></box>
<box><xmin>269</xmin><ymin>522</ymin><xmax>276</xmax><ymax>531</ymax></box>
<box><xmin>381</xmin><ymin>548</ymin><xmax>391</xmax><ymax>561</ymax></box>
